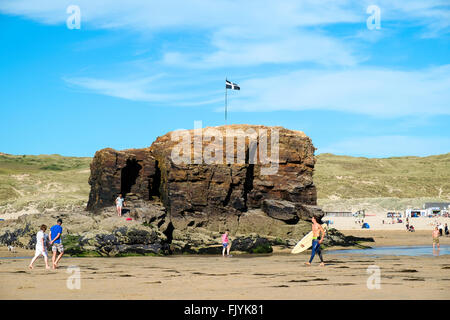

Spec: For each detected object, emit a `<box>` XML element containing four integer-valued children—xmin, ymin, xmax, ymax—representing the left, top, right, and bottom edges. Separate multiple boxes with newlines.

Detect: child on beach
<box><xmin>432</xmin><ymin>227</ymin><xmax>440</xmax><ymax>249</ymax></box>
<box><xmin>28</xmin><ymin>225</ymin><xmax>50</xmax><ymax>270</ymax></box>
<box><xmin>115</xmin><ymin>194</ymin><xmax>126</xmax><ymax>217</ymax></box>
<box><xmin>222</xmin><ymin>230</ymin><xmax>231</xmax><ymax>257</ymax></box>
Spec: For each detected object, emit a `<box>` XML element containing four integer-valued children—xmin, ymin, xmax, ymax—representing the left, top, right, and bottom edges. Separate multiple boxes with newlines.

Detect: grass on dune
<box><xmin>315</xmin><ymin>153</ymin><xmax>450</xmax><ymax>200</ymax></box>
<box><xmin>0</xmin><ymin>152</ymin><xmax>449</xmax><ymax>214</ymax></box>
<box><xmin>0</xmin><ymin>154</ymin><xmax>91</xmax><ymax>213</ymax></box>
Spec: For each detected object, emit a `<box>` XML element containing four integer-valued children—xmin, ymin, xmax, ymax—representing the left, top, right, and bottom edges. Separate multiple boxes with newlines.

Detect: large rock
<box><xmin>87</xmin><ymin>148</ymin><xmax>158</xmax><ymax>210</ymax></box>
<box><xmin>230</xmin><ymin>235</ymin><xmax>273</xmax><ymax>253</ymax></box>
<box><xmin>86</xmin><ymin>125</ymin><xmax>322</xmax><ymax>241</ymax></box>
<box><xmin>262</xmin><ymin>199</ymin><xmax>298</xmax><ymax>223</ymax></box>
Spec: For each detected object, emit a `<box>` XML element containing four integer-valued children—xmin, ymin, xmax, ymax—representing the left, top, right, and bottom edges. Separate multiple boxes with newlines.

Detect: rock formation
<box><xmin>87</xmin><ymin>125</ymin><xmax>323</xmax><ymax>242</ymax></box>
<box><xmin>0</xmin><ymin>125</ymin><xmax>379</xmax><ymax>256</ymax></box>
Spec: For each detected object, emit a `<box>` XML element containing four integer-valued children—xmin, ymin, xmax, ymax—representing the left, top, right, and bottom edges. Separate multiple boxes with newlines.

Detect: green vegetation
<box><xmin>0</xmin><ymin>152</ymin><xmax>448</xmax><ymax>216</ymax></box>
<box><xmin>62</xmin><ymin>234</ymin><xmax>84</xmax><ymax>256</ymax></box>
<box><xmin>0</xmin><ymin>153</ymin><xmax>91</xmax><ymax>215</ymax></box>
<box><xmin>251</xmin><ymin>243</ymin><xmax>273</xmax><ymax>254</ymax></box>
<box><xmin>315</xmin><ymin>153</ymin><xmax>450</xmax><ymax>211</ymax></box>
<box><xmin>315</xmin><ymin>153</ymin><xmax>450</xmax><ymax>199</ymax></box>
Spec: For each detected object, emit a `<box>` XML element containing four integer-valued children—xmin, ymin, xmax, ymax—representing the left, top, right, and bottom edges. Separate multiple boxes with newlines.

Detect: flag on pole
<box><xmin>226</xmin><ymin>80</ymin><xmax>240</xmax><ymax>90</ymax></box>
<box><xmin>225</xmin><ymin>79</ymin><xmax>239</xmax><ymax>123</ymax></box>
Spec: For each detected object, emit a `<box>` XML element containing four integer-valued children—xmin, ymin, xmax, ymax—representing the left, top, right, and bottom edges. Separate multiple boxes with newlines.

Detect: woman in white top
<box><xmin>29</xmin><ymin>224</ymin><xmax>50</xmax><ymax>269</ymax></box>
<box><xmin>115</xmin><ymin>194</ymin><xmax>126</xmax><ymax>217</ymax></box>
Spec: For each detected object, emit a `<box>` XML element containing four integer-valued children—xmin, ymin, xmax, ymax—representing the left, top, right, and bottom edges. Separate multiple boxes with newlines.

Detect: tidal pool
<box><xmin>328</xmin><ymin>245</ymin><xmax>450</xmax><ymax>256</ymax></box>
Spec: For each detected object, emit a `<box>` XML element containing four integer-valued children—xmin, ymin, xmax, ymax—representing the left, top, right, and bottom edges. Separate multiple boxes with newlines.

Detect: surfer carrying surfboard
<box><xmin>305</xmin><ymin>217</ymin><xmax>325</xmax><ymax>267</ymax></box>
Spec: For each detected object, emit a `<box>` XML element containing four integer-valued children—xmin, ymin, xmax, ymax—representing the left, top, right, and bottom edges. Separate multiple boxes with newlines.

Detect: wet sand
<box><xmin>1</xmin><ymin>231</ymin><xmax>449</xmax><ymax>300</ymax></box>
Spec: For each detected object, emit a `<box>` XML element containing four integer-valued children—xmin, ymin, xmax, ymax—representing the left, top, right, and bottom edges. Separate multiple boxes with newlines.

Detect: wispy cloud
<box><xmin>225</xmin><ymin>65</ymin><xmax>450</xmax><ymax>117</ymax></box>
<box><xmin>162</xmin><ymin>28</ymin><xmax>360</xmax><ymax>68</ymax></box>
<box><xmin>0</xmin><ymin>1</ymin><xmax>361</xmax><ymax>30</ymax></box>
<box><xmin>64</xmin><ymin>75</ymin><xmax>172</xmax><ymax>102</ymax></box>
<box><xmin>1</xmin><ymin>0</ymin><xmax>448</xmax><ymax>35</ymax></box>
<box><xmin>3</xmin><ymin>1</ymin><xmax>450</xmax><ymax>116</ymax></box>
<box><xmin>63</xmin><ymin>74</ymin><xmax>223</xmax><ymax>106</ymax></box>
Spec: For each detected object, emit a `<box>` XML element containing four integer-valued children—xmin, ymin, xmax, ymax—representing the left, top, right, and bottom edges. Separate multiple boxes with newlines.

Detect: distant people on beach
<box><xmin>49</xmin><ymin>219</ymin><xmax>64</xmax><ymax>269</ymax></box>
<box><xmin>438</xmin><ymin>223</ymin><xmax>443</xmax><ymax>236</ymax></box>
<box><xmin>115</xmin><ymin>194</ymin><xmax>126</xmax><ymax>217</ymax></box>
<box><xmin>222</xmin><ymin>230</ymin><xmax>231</xmax><ymax>257</ymax></box>
<box><xmin>408</xmin><ymin>225</ymin><xmax>415</xmax><ymax>232</ymax></box>
<box><xmin>28</xmin><ymin>224</ymin><xmax>50</xmax><ymax>270</ymax></box>
<box><xmin>432</xmin><ymin>227</ymin><xmax>440</xmax><ymax>249</ymax></box>
<box><xmin>445</xmin><ymin>223</ymin><xmax>449</xmax><ymax>236</ymax></box>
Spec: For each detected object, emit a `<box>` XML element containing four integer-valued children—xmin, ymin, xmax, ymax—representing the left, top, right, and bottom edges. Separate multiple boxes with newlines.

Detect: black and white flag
<box><xmin>226</xmin><ymin>80</ymin><xmax>240</xmax><ymax>90</ymax></box>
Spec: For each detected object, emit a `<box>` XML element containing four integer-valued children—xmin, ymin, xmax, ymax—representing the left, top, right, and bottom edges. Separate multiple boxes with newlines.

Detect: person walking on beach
<box><xmin>49</xmin><ymin>219</ymin><xmax>64</xmax><ymax>269</ymax></box>
<box><xmin>222</xmin><ymin>230</ymin><xmax>231</xmax><ymax>257</ymax></box>
<box><xmin>115</xmin><ymin>194</ymin><xmax>125</xmax><ymax>217</ymax></box>
<box><xmin>438</xmin><ymin>223</ymin><xmax>443</xmax><ymax>236</ymax></box>
<box><xmin>305</xmin><ymin>216</ymin><xmax>325</xmax><ymax>267</ymax></box>
<box><xmin>445</xmin><ymin>223</ymin><xmax>449</xmax><ymax>236</ymax></box>
<box><xmin>432</xmin><ymin>226</ymin><xmax>440</xmax><ymax>249</ymax></box>
<box><xmin>28</xmin><ymin>225</ymin><xmax>50</xmax><ymax>270</ymax></box>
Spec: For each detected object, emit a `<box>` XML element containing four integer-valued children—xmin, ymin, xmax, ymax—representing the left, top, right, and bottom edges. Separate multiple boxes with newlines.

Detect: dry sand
<box><xmin>1</xmin><ymin>231</ymin><xmax>449</xmax><ymax>300</ymax></box>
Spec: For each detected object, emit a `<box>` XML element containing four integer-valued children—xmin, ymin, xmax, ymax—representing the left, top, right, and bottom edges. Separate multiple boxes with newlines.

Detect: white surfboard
<box><xmin>291</xmin><ymin>224</ymin><xmax>327</xmax><ymax>254</ymax></box>
<box><xmin>291</xmin><ymin>231</ymin><xmax>314</xmax><ymax>254</ymax></box>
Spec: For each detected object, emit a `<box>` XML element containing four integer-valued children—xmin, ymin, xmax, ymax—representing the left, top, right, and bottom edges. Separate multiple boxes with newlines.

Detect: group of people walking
<box><xmin>28</xmin><ymin>219</ymin><xmax>64</xmax><ymax>270</ymax></box>
<box><xmin>28</xmin><ymin>194</ymin><xmax>446</xmax><ymax>269</ymax></box>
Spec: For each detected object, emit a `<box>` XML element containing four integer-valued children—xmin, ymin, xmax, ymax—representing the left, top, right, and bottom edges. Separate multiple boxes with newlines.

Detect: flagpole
<box><xmin>225</xmin><ymin>78</ymin><xmax>228</xmax><ymax>124</ymax></box>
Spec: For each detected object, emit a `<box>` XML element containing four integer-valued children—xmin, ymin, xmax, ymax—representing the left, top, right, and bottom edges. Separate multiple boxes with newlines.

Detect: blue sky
<box><xmin>0</xmin><ymin>0</ymin><xmax>449</xmax><ymax>158</ymax></box>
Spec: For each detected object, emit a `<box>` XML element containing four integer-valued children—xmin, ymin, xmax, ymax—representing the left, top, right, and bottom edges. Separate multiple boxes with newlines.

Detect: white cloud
<box><xmin>4</xmin><ymin>1</ymin><xmax>449</xmax><ymax>117</ymax></box>
<box><xmin>63</xmin><ymin>74</ymin><xmax>222</xmax><ymax>105</ymax></box>
<box><xmin>162</xmin><ymin>28</ymin><xmax>360</xmax><ymax>68</ymax></box>
<box><xmin>64</xmin><ymin>64</ymin><xmax>450</xmax><ymax>117</ymax></box>
<box><xmin>226</xmin><ymin>65</ymin><xmax>450</xmax><ymax>117</ymax></box>
<box><xmin>1</xmin><ymin>0</ymin><xmax>448</xmax><ymax>35</ymax></box>
<box><xmin>64</xmin><ymin>75</ymin><xmax>173</xmax><ymax>102</ymax></box>
<box><xmin>0</xmin><ymin>0</ymin><xmax>362</xmax><ymax>30</ymax></box>
<box><xmin>318</xmin><ymin>135</ymin><xmax>450</xmax><ymax>157</ymax></box>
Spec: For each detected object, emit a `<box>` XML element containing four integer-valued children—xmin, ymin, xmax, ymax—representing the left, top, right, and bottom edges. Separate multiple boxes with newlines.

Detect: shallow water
<box><xmin>328</xmin><ymin>245</ymin><xmax>450</xmax><ymax>256</ymax></box>
<box><xmin>2</xmin><ymin>246</ymin><xmax>449</xmax><ymax>260</ymax></box>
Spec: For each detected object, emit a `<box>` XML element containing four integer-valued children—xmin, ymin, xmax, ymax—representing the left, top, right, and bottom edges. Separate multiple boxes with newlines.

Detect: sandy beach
<box><xmin>325</xmin><ymin>215</ymin><xmax>450</xmax><ymax>231</ymax></box>
<box><xmin>1</xmin><ymin>231</ymin><xmax>449</xmax><ymax>300</ymax></box>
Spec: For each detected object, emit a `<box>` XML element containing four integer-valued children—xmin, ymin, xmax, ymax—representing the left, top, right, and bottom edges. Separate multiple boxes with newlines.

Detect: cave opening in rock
<box><xmin>121</xmin><ymin>159</ymin><xmax>142</xmax><ymax>195</ymax></box>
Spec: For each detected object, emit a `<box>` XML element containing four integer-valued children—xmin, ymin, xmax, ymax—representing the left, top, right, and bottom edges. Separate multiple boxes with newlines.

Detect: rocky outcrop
<box><xmin>0</xmin><ymin>209</ymin><xmax>171</xmax><ymax>257</ymax></box>
<box><xmin>0</xmin><ymin>125</ymin><xmax>329</xmax><ymax>255</ymax></box>
<box><xmin>321</xmin><ymin>228</ymin><xmax>375</xmax><ymax>248</ymax></box>
<box><xmin>230</xmin><ymin>235</ymin><xmax>273</xmax><ymax>253</ymax></box>
<box><xmin>0</xmin><ymin>210</ymin><xmax>374</xmax><ymax>256</ymax></box>
<box><xmin>86</xmin><ymin>125</ymin><xmax>322</xmax><ymax>242</ymax></box>
<box><xmin>87</xmin><ymin>148</ymin><xmax>159</xmax><ymax>209</ymax></box>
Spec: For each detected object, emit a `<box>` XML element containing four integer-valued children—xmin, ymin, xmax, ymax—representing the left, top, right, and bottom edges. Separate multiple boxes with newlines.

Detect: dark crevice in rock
<box><xmin>242</xmin><ymin>163</ymin><xmax>254</xmax><ymax>211</ymax></box>
<box><xmin>121</xmin><ymin>158</ymin><xmax>142</xmax><ymax>195</ymax></box>
<box><xmin>157</xmin><ymin>216</ymin><xmax>166</xmax><ymax>228</ymax></box>
<box><xmin>150</xmin><ymin>160</ymin><xmax>161</xmax><ymax>199</ymax></box>
<box><xmin>223</xmin><ymin>167</ymin><xmax>234</xmax><ymax>207</ymax></box>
